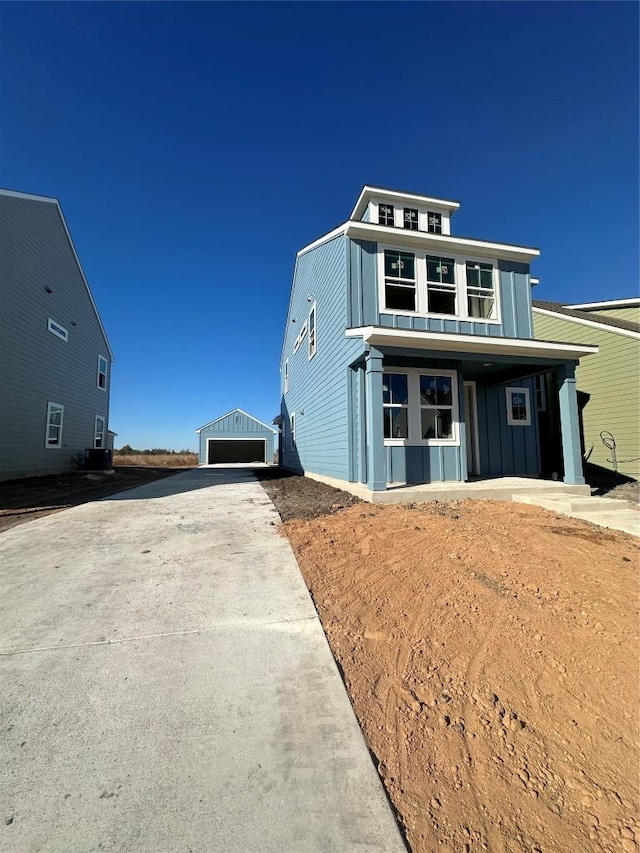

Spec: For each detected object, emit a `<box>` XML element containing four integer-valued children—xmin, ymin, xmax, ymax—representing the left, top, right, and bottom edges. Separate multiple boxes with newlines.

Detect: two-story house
<box><xmin>279</xmin><ymin>185</ymin><xmax>597</xmax><ymax>495</ymax></box>
<box><xmin>0</xmin><ymin>189</ymin><xmax>114</xmax><ymax>480</ymax></box>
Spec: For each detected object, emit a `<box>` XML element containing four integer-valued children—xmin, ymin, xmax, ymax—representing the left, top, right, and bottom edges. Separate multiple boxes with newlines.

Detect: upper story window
<box><xmin>45</xmin><ymin>402</ymin><xmax>64</xmax><ymax>448</ymax></box>
<box><xmin>466</xmin><ymin>261</ymin><xmax>496</xmax><ymax>319</ymax></box>
<box><xmin>378</xmin><ymin>204</ymin><xmax>395</xmax><ymax>226</ymax></box>
<box><xmin>293</xmin><ymin>321</ymin><xmax>307</xmax><ymax>354</ymax></box>
<box><xmin>427</xmin><ymin>212</ymin><xmax>442</xmax><ymax>234</ymax></box>
<box><xmin>97</xmin><ymin>355</ymin><xmax>108</xmax><ymax>390</ymax></box>
<box><xmin>308</xmin><ymin>303</ymin><xmax>317</xmax><ymax>359</ymax></box>
<box><xmin>403</xmin><ymin>208</ymin><xmax>418</xmax><ymax>230</ymax></box>
<box><xmin>284</xmin><ymin>359</ymin><xmax>289</xmax><ymax>393</ymax></box>
<box><xmin>48</xmin><ymin>318</ymin><xmax>68</xmax><ymax>342</ymax></box>
<box><xmin>426</xmin><ymin>255</ymin><xmax>456</xmax><ymax>315</ymax></box>
<box><xmin>384</xmin><ymin>250</ymin><xmax>416</xmax><ymax>312</ymax></box>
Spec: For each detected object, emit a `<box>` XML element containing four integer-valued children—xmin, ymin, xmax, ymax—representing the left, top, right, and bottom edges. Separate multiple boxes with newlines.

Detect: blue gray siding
<box><xmin>0</xmin><ymin>193</ymin><xmax>112</xmax><ymax>480</ymax></box>
<box><xmin>280</xmin><ymin>235</ymin><xmax>362</xmax><ymax>480</ymax></box>
<box><xmin>477</xmin><ymin>378</ymin><xmax>540</xmax><ymax>477</ymax></box>
<box><xmin>197</xmin><ymin>410</ymin><xmax>276</xmax><ymax>463</ymax></box>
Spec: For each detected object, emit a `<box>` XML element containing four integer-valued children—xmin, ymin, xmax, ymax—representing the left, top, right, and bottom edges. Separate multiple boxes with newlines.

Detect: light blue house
<box><xmin>196</xmin><ymin>409</ymin><xmax>277</xmax><ymax>464</ymax></box>
<box><xmin>279</xmin><ymin>185</ymin><xmax>597</xmax><ymax>493</ymax></box>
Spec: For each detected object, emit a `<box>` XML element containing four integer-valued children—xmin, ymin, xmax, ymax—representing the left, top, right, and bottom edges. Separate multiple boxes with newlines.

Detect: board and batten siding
<box><xmin>476</xmin><ymin>378</ymin><xmax>540</xmax><ymax>478</ymax></box>
<box><xmin>281</xmin><ymin>235</ymin><xmax>362</xmax><ymax>480</ymax></box>
<box><xmin>0</xmin><ymin>193</ymin><xmax>112</xmax><ymax>480</ymax></box>
<box><xmin>533</xmin><ymin>312</ymin><xmax>639</xmax><ymax>479</ymax></box>
<box><xmin>197</xmin><ymin>411</ymin><xmax>276</xmax><ymax>464</ymax></box>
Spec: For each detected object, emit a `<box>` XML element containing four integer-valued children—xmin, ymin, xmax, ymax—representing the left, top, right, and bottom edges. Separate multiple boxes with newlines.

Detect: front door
<box><xmin>464</xmin><ymin>382</ymin><xmax>479</xmax><ymax>476</ymax></box>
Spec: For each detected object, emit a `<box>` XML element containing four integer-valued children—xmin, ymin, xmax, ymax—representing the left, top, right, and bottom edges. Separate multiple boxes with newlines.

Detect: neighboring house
<box><xmin>196</xmin><ymin>409</ymin><xmax>277</xmax><ymax>464</ymax></box>
<box><xmin>533</xmin><ymin>299</ymin><xmax>640</xmax><ymax>481</ymax></box>
<box><xmin>279</xmin><ymin>185</ymin><xmax>598</xmax><ymax>492</ymax></box>
<box><xmin>0</xmin><ymin>189</ymin><xmax>113</xmax><ymax>481</ymax></box>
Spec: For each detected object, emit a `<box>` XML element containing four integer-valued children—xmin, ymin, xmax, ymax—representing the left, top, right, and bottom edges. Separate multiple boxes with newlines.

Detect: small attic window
<box><xmin>427</xmin><ymin>212</ymin><xmax>442</xmax><ymax>234</ymax></box>
<box><xmin>403</xmin><ymin>208</ymin><xmax>418</xmax><ymax>231</ymax></box>
<box><xmin>379</xmin><ymin>204</ymin><xmax>395</xmax><ymax>226</ymax></box>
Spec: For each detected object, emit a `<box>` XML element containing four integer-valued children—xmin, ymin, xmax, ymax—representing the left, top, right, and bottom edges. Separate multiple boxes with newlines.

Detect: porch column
<box><xmin>557</xmin><ymin>362</ymin><xmax>585</xmax><ymax>485</ymax></box>
<box><xmin>365</xmin><ymin>346</ymin><xmax>386</xmax><ymax>491</ymax></box>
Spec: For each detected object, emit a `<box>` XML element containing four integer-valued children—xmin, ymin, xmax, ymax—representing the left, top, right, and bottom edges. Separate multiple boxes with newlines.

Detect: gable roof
<box><xmin>532</xmin><ymin>300</ymin><xmax>640</xmax><ymax>339</ymax></box>
<box><xmin>195</xmin><ymin>408</ymin><xmax>277</xmax><ymax>433</ymax></box>
<box><xmin>569</xmin><ymin>298</ymin><xmax>639</xmax><ymax>311</ymax></box>
<box><xmin>0</xmin><ymin>188</ymin><xmax>114</xmax><ymax>360</ymax></box>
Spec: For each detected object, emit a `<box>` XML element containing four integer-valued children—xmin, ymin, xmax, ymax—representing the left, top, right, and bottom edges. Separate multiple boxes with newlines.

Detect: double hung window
<box><xmin>383</xmin><ymin>374</ymin><xmax>409</xmax><ymax>439</ymax></box>
<box><xmin>379</xmin><ymin>204</ymin><xmax>395</xmax><ymax>226</ymax></box>
<box><xmin>384</xmin><ymin>251</ymin><xmax>416</xmax><ymax>312</ymax></box>
<box><xmin>466</xmin><ymin>261</ymin><xmax>496</xmax><ymax>319</ymax></box>
<box><xmin>284</xmin><ymin>359</ymin><xmax>289</xmax><ymax>393</ymax></box>
<box><xmin>95</xmin><ymin>416</ymin><xmax>105</xmax><ymax>448</ymax></box>
<box><xmin>426</xmin><ymin>255</ymin><xmax>456</xmax><ymax>315</ymax></box>
<box><xmin>46</xmin><ymin>402</ymin><xmax>64</xmax><ymax>448</ymax></box>
<box><xmin>420</xmin><ymin>375</ymin><xmax>454</xmax><ymax>439</ymax></box>
<box><xmin>97</xmin><ymin>355</ymin><xmax>108</xmax><ymax>390</ymax></box>
<box><xmin>308</xmin><ymin>303</ymin><xmax>316</xmax><ymax>358</ymax></box>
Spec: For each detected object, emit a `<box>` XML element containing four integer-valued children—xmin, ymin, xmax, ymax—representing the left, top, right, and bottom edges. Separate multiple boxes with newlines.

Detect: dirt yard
<box><xmin>0</xmin><ymin>459</ymin><xmax>196</xmax><ymax>533</ymax></box>
<box><xmin>261</xmin><ymin>473</ymin><xmax>640</xmax><ymax>853</ymax></box>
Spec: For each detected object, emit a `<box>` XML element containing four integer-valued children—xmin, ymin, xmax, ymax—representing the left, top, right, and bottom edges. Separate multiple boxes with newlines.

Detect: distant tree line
<box><xmin>114</xmin><ymin>445</ymin><xmax>196</xmax><ymax>455</ymax></box>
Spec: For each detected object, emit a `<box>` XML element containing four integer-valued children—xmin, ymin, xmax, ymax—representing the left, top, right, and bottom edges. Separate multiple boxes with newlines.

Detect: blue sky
<box><xmin>1</xmin><ymin>2</ymin><xmax>637</xmax><ymax>451</ymax></box>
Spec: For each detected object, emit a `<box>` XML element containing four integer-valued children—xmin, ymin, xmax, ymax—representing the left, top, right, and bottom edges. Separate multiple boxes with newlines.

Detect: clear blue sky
<box><xmin>1</xmin><ymin>2</ymin><xmax>637</xmax><ymax>451</ymax></box>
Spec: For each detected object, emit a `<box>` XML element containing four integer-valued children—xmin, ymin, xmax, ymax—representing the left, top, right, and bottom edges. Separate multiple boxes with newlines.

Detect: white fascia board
<box><xmin>350</xmin><ymin>186</ymin><xmax>460</xmax><ymax>221</ymax></box>
<box><xmin>530</xmin><ymin>277</ymin><xmax>540</xmax><ymax>286</ymax></box>
<box><xmin>296</xmin><ymin>224</ymin><xmax>348</xmax><ymax>258</ymax></box>
<box><xmin>196</xmin><ymin>408</ymin><xmax>277</xmax><ymax>434</ymax></box>
<box><xmin>0</xmin><ymin>188</ymin><xmax>59</xmax><ymax>204</ymax></box>
<box><xmin>345</xmin><ymin>326</ymin><xmax>598</xmax><ymax>360</ymax></box>
<box><xmin>345</xmin><ymin>221</ymin><xmax>539</xmax><ymax>263</ymax></box>
<box><xmin>568</xmin><ymin>298</ymin><xmax>639</xmax><ymax>310</ymax></box>
<box><xmin>532</xmin><ymin>306</ymin><xmax>640</xmax><ymax>341</ymax></box>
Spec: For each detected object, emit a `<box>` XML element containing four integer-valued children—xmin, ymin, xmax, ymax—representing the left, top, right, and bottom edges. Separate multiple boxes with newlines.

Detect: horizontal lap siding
<box><xmin>533</xmin><ymin>314</ymin><xmax>640</xmax><ymax>479</ymax></box>
<box><xmin>0</xmin><ymin>195</ymin><xmax>111</xmax><ymax>480</ymax></box>
<box><xmin>589</xmin><ymin>306</ymin><xmax>639</xmax><ymax>323</ymax></box>
<box><xmin>281</xmin><ymin>236</ymin><xmax>361</xmax><ymax>480</ymax></box>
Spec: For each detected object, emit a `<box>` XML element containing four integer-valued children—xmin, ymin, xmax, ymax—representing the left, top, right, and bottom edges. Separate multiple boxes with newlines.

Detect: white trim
<box><xmin>97</xmin><ymin>354</ymin><xmax>108</xmax><ymax>391</ymax></box>
<box><xmin>94</xmin><ymin>415</ymin><xmax>106</xmax><ymax>449</ymax></box>
<box><xmin>284</xmin><ymin>359</ymin><xmax>289</xmax><ymax>393</ymax></box>
<box><xmin>532</xmin><ymin>306</ymin><xmax>640</xmax><ymax>341</ymax></box>
<box><xmin>506</xmin><ymin>387</ymin><xmax>532</xmax><ymax>427</ymax></box>
<box><xmin>45</xmin><ymin>401</ymin><xmax>64</xmax><ymax>449</ymax></box>
<box><xmin>296</xmin><ymin>224</ymin><xmax>347</xmax><ymax>258</ymax></box>
<box><xmin>530</xmin><ymin>277</ymin><xmax>540</xmax><ymax>286</ymax></box>
<box><xmin>346</xmin><ymin>326</ymin><xmax>599</xmax><ymax>359</ymax></box>
<box><xmin>308</xmin><ymin>301</ymin><xmax>317</xmax><ymax>359</ymax></box>
<box><xmin>383</xmin><ymin>367</ymin><xmax>460</xmax><ymax>447</ymax></box>
<box><xmin>463</xmin><ymin>381</ymin><xmax>480</xmax><ymax>476</ymax></box>
<box><xmin>47</xmin><ymin>318</ymin><xmax>68</xmax><ymax>341</ymax></box>
<box><xmin>195</xmin><ymin>408</ymin><xmax>278</xmax><ymax>434</ymax></box>
<box><xmin>569</xmin><ymin>298</ymin><xmax>639</xmax><ymax>310</ymax></box>
<box><xmin>346</xmin><ymin>221</ymin><xmax>539</xmax><ymax>263</ymax></box>
<box><xmin>293</xmin><ymin>320</ymin><xmax>308</xmax><ymax>354</ymax></box>
<box><xmin>290</xmin><ymin>412</ymin><xmax>296</xmax><ymax>448</ymax></box>
<box><xmin>350</xmin><ymin>186</ymin><xmax>460</xmax><ymax>221</ymax></box>
<box><xmin>206</xmin><ymin>437</ymin><xmax>267</xmax><ymax>464</ymax></box>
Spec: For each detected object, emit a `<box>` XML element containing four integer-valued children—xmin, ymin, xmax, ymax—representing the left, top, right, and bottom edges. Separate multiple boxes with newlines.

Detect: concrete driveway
<box><xmin>0</xmin><ymin>467</ymin><xmax>404</xmax><ymax>852</ymax></box>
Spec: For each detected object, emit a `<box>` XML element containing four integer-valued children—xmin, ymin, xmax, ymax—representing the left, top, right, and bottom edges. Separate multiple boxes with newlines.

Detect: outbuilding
<box><xmin>196</xmin><ymin>408</ymin><xmax>277</xmax><ymax>465</ymax></box>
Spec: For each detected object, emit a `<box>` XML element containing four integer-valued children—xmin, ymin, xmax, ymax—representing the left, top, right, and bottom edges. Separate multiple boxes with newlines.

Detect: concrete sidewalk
<box><xmin>0</xmin><ymin>468</ymin><xmax>404</xmax><ymax>852</ymax></box>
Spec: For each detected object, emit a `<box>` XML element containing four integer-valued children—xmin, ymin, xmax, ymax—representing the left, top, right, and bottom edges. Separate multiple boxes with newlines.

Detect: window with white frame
<box><xmin>97</xmin><ymin>355</ymin><xmax>108</xmax><ymax>390</ymax></box>
<box><xmin>426</xmin><ymin>255</ymin><xmax>456</xmax><ymax>315</ymax></box>
<box><xmin>506</xmin><ymin>387</ymin><xmax>531</xmax><ymax>426</ymax></box>
<box><xmin>420</xmin><ymin>374</ymin><xmax>454</xmax><ymax>439</ymax></box>
<box><xmin>384</xmin><ymin>250</ymin><xmax>416</xmax><ymax>312</ymax></box>
<box><xmin>466</xmin><ymin>261</ymin><xmax>496</xmax><ymax>319</ymax></box>
<box><xmin>290</xmin><ymin>412</ymin><xmax>296</xmax><ymax>448</ymax></box>
<box><xmin>378</xmin><ymin>203</ymin><xmax>394</xmax><ymax>226</ymax></box>
<box><xmin>284</xmin><ymin>359</ymin><xmax>289</xmax><ymax>393</ymax></box>
<box><xmin>383</xmin><ymin>369</ymin><xmax>459</xmax><ymax>445</ymax></box>
<box><xmin>48</xmin><ymin>318</ymin><xmax>68</xmax><ymax>342</ymax></box>
<box><xmin>403</xmin><ymin>208</ymin><xmax>418</xmax><ymax>231</ymax></box>
<box><xmin>534</xmin><ymin>374</ymin><xmax>546</xmax><ymax>411</ymax></box>
<box><xmin>308</xmin><ymin>303</ymin><xmax>317</xmax><ymax>359</ymax></box>
<box><xmin>383</xmin><ymin>373</ymin><xmax>409</xmax><ymax>439</ymax></box>
<box><xmin>45</xmin><ymin>402</ymin><xmax>64</xmax><ymax>448</ymax></box>
<box><xmin>293</xmin><ymin>321</ymin><xmax>307</xmax><ymax>354</ymax></box>
<box><xmin>95</xmin><ymin>416</ymin><xmax>106</xmax><ymax>448</ymax></box>
<box><xmin>427</xmin><ymin>211</ymin><xmax>442</xmax><ymax>234</ymax></box>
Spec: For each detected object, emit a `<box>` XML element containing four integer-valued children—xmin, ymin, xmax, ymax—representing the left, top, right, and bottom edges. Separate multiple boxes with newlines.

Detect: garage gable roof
<box><xmin>195</xmin><ymin>408</ymin><xmax>277</xmax><ymax>433</ymax></box>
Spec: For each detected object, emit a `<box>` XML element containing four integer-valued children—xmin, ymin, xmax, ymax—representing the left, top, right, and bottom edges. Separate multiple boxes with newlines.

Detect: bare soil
<box><xmin>0</xmin><ymin>464</ymin><xmax>195</xmax><ymax>533</ymax></box>
<box><xmin>261</xmin><ymin>473</ymin><xmax>640</xmax><ymax>853</ymax></box>
<box><xmin>255</xmin><ymin>467</ymin><xmax>361</xmax><ymax>520</ymax></box>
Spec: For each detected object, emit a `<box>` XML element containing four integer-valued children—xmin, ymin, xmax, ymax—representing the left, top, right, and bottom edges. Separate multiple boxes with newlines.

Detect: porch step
<box><xmin>513</xmin><ymin>493</ymin><xmax>640</xmax><ymax>536</ymax></box>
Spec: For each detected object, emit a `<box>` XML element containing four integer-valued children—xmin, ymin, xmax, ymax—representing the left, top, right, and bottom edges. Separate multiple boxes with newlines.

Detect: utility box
<box><xmin>84</xmin><ymin>448</ymin><xmax>113</xmax><ymax>470</ymax></box>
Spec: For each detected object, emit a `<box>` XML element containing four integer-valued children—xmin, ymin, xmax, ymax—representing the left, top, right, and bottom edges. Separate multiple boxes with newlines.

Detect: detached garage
<box><xmin>196</xmin><ymin>409</ymin><xmax>277</xmax><ymax>465</ymax></box>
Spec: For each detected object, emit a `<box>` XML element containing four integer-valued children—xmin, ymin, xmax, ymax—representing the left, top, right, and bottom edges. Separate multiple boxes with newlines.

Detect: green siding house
<box><xmin>533</xmin><ymin>299</ymin><xmax>640</xmax><ymax>481</ymax></box>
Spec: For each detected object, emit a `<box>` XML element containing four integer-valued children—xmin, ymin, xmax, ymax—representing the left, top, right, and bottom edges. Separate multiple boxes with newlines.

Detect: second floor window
<box><xmin>384</xmin><ymin>251</ymin><xmax>416</xmax><ymax>311</ymax></box>
<box><xmin>466</xmin><ymin>261</ymin><xmax>496</xmax><ymax>319</ymax></box>
<box><xmin>426</xmin><ymin>255</ymin><xmax>456</xmax><ymax>315</ymax></box>
<box><xmin>427</xmin><ymin>212</ymin><xmax>442</xmax><ymax>234</ymax></box>
<box><xmin>97</xmin><ymin>355</ymin><xmax>108</xmax><ymax>390</ymax></box>
<box><xmin>403</xmin><ymin>208</ymin><xmax>418</xmax><ymax>230</ymax></box>
<box><xmin>308</xmin><ymin>303</ymin><xmax>317</xmax><ymax>359</ymax></box>
<box><xmin>379</xmin><ymin>204</ymin><xmax>395</xmax><ymax>226</ymax></box>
